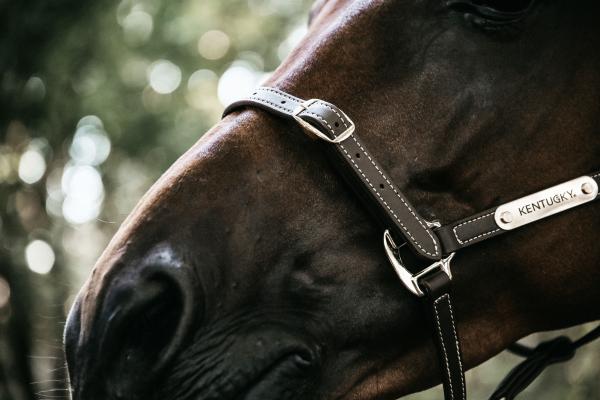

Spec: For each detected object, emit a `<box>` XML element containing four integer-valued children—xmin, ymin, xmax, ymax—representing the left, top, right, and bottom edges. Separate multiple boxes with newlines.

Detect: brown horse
<box><xmin>64</xmin><ymin>1</ymin><xmax>600</xmax><ymax>399</ymax></box>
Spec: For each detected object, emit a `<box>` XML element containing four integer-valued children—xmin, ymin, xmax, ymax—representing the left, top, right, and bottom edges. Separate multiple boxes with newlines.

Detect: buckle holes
<box><xmin>334</xmin><ymin>121</ymin><xmax>339</xmax><ymax>127</ymax></box>
<box><xmin>379</xmin><ymin>184</ymin><xmax>385</xmax><ymax>189</ymax></box>
<box><xmin>281</xmin><ymin>100</ymin><xmax>286</xmax><ymax>104</ymax></box>
<box><xmin>355</xmin><ymin>153</ymin><xmax>360</xmax><ymax>158</ymax></box>
<box><xmin>252</xmin><ymin>92</ymin><xmax>257</xmax><ymax>96</ymax></box>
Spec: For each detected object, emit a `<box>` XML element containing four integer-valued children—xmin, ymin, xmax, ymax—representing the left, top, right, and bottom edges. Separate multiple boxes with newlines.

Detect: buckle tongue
<box><xmin>292</xmin><ymin>99</ymin><xmax>355</xmax><ymax>144</ymax></box>
<box><xmin>383</xmin><ymin>230</ymin><xmax>454</xmax><ymax>297</ymax></box>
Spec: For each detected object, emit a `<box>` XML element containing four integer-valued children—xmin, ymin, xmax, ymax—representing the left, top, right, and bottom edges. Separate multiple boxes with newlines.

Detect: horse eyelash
<box><xmin>444</xmin><ymin>0</ymin><xmax>537</xmax><ymax>32</ymax></box>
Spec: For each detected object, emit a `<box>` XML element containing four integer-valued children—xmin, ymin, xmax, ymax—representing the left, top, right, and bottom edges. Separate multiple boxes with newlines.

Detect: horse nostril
<box><xmin>97</xmin><ymin>272</ymin><xmax>192</xmax><ymax>397</ymax></box>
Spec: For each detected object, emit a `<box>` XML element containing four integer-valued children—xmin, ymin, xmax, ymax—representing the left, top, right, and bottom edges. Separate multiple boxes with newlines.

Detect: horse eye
<box><xmin>445</xmin><ymin>0</ymin><xmax>537</xmax><ymax>30</ymax></box>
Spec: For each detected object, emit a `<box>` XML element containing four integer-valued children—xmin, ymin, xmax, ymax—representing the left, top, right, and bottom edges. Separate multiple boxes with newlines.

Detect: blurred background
<box><xmin>0</xmin><ymin>0</ymin><xmax>597</xmax><ymax>399</ymax></box>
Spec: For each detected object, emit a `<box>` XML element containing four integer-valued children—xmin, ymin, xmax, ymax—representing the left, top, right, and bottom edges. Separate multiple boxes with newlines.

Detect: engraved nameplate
<box><xmin>495</xmin><ymin>176</ymin><xmax>598</xmax><ymax>230</ymax></box>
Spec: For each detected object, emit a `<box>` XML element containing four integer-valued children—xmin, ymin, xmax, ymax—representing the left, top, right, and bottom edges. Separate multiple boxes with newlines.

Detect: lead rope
<box><xmin>223</xmin><ymin>87</ymin><xmax>600</xmax><ymax>400</ymax></box>
<box><xmin>490</xmin><ymin>325</ymin><xmax>600</xmax><ymax>400</ymax></box>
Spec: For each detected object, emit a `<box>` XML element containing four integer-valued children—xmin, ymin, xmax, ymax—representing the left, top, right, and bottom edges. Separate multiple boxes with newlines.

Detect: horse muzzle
<box><xmin>63</xmin><ymin>241</ymin><xmax>323</xmax><ymax>400</ymax></box>
<box><xmin>64</xmin><ymin>243</ymin><xmax>199</xmax><ymax>400</ymax></box>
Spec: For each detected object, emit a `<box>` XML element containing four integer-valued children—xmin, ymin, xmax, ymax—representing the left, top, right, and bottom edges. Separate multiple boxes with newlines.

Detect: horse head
<box><xmin>64</xmin><ymin>1</ymin><xmax>600</xmax><ymax>399</ymax></box>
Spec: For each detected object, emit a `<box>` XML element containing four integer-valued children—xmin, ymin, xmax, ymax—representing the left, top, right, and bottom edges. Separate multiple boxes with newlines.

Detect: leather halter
<box><xmin>223</xmin><ymin>87</ymin><xmax>599</xmax><ymax>400</ymax></box>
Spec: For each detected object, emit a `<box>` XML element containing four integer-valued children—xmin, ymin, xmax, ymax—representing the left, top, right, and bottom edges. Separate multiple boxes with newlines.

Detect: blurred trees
<box><xmin>1</xmin><ymin>1</ymin><xmax>108</xmax><ymax>398</ymax></box>
<box><xmin>0</xmin><ymin>0</ymin><xmax>311</xmax><ymax>398</ymax></box>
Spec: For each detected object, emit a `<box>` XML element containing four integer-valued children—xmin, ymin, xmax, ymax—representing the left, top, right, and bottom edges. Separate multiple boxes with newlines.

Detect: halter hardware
<box><xmin>292</xmin><ymin>99</ymin><xmax>355</xmax><ymax>143</ymax></box>
<box><xmin>383</xmin><ymin>230</ymin><xmax>455</xmax><ymax>297</ymax></box>
<box><xmin>223</xmin><ymin>86</ymin><xmax>600</xmax><ymax>400</ymax></box>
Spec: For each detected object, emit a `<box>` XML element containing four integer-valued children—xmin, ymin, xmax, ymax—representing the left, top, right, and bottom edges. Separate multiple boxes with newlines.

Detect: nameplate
<box><xmin>495</xmin><ymin>176</ymin><xmax>598</xmax><ymax>230</ymax></box>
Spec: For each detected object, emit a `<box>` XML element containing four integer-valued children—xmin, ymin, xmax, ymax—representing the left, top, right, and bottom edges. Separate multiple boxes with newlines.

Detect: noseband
<box><xmin>223</xmin><ymin>87</ymin><xmax>600</xmax><ymax>400</ymax></box>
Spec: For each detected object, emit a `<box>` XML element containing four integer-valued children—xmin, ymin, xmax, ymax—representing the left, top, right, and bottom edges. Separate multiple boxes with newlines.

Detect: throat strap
<box><xmin>436</xmin><ymin>173</ymin><xmax>599</xmax><ymax>253</ymax></box>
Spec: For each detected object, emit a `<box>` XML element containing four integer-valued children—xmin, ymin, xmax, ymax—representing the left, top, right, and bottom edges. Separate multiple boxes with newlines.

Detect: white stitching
<box><xmin>304</xmin><ymin>110</ymin><xmax>335</xmax><ymax>132</ymax></box>
<box><xmin>458</xmin><ymin>228</ymin><xmax>501</xmax><ymax>244</ymax></box>
<box><xmin>253</xmin><ymin>90</ymin><xmax>339</xmax><ymax>133</ymax></box>
<box><xmin>352</xmin><ymin>138</ymin><xmax>439</xmax><ymax>253</ymax></box>
<box><xmin>317</xmin><ymin>101</ymin><xmax>349</xmax><ymax>130</ymax></box>
<box><xmin>315</xmin><ymin>100</ymin><xmax>439</xmax><ymax>257</ymax></box>
<box><xmin>449</xmin><ymin>296</ymin><xmax>466</xmax><ymax>400</ymax></box>
<box><xmin>452</xmin><ymin>212</ymin><xmax>498</xmax><ymax>244</ymax></box>
<box><xmin>249</xmin><ymin>96</ymin><xmax>295</xmax><ymax>114</ymax></box>
<box><xmin>338</xmin><ymin>143</ymin><xmax>439</xmax><ymax>257</ymax></box>
<box><xmin>257</xmin><ymin>87</ymin><xmax>300</xmax><ymax>102</ymax></box>
<box><xmin>250</xmin><ymin>93</ymin><xmax>338</xmax><ymax>138</ymax></box>
<box><xmin>453</xmin><ymin>171</ymin><xmax>600</xmax><ymax>244</ymax></box>
<box><xmin>340</xmin><ymin>138</ymin><xmax>440</xmax><ymax>257</ymax></box>
<box><xmin>434</xmin><ymin>294</ymin><xmax>466</xmax><ymax>400</ymax></box>
<box><xmin>254</xmin><ymin>89</ymin><xmax>440</xmax><ymax>257</ymax></box>
<box><xmin>249</xmin><ymin>95</ymin><xmax>336</xmax><ymax>134</ymax></box>
<box><xmin>317</xmin><ymin>97</ymin><xmax>439</xmax><ymax>257</ymax></box>
<box><xmin>439</xmin><ymin>294</ymin><xmax>466</xmax><ymax>400</ymax></box>
<box><xmin>433</xmin><ymin>294</ymin><xmax>454</xmax><ymax>400</ymax></box>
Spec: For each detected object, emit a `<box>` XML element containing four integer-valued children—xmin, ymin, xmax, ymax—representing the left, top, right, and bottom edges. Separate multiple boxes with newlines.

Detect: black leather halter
<box><xmin>223</xmin><ymin>87</ymin><xmax>600</xmax><ymax>400</ymax></box>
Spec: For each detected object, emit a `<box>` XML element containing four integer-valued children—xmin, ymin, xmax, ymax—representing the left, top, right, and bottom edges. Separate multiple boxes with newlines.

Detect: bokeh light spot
<box><xmin>148</xmin><ymin>60</ymin><xmax>182</xmax><ymax>94</ymax></box>
<box><xmin>186</xmin><ymin>69</ymin><xmax>218</xmax><ymax>111</ymax></box>
<box><xmin>248</xmin><ymin>0</ymin><xmax>303</xmax><ymax>16</ymax></box>
<box><xmin>18</xmin><ymin>149</ymin><xmax>46</xmax><ymax>184</ymax></box>
<box><xmin>278</xmin><ymin>25</ymin><xmax>307</xmax><ymax>61</ymax></box>
<box><xmin>25</xmin><ymin>240</ymin><xmax>55</xmax><ymax>275</ymax></box>
<box><xmin>188</xmin><ymin>69</ymin><xmax>218</xmax><ymax>91</ymax></box>
<box><xmin>0</xmin><ymin>148</ymin><xmax>18</xmax><ymax>183</ymax></box>
<box><xmin>197</xmin><ymin>30</ymin><xmax>231</xmax><ymax>60</ymax></box>
<box><xmin>120</xmin><ymin>57</ymin><xmax>150</xmax><ymax>88</ymax></box>
<box><xmin>62</xmin><ymin>165</ymin><xmax>105</xmax><ymax>224</ymax></box>
<box><xmin>77</xmin><ymin>115</ymin><xmax>103</xmax><ymax>129</ymax></box>
<box><xmin>0</xmin><ymin>276</ymin><xmax>10</xmax><ymax>309</ymax></box>
<box><xmin>70</xmin><ymin>116</ymin><xmax>111</xmax><ymax>166</ymax></box>
<box><xmin>24</xmin><ymin>76</ymin><xmax>46</xmax><ymax>102</ymax></box>
<box><xmin>217</xmin><ymin>61</ymin><xmax>263</xmax><ymax>106</ymax></box>
<box><xmin>122</xmin><ymin>10</ymin><xmax>154</xmax><ymax>45</ymax></box>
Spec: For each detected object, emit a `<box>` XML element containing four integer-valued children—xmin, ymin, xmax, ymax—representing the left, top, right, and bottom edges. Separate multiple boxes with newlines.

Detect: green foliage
<box><xmin>0</xmin><ymin>0</ymin><xmax>311</xmax><ymax>397</ymax></box>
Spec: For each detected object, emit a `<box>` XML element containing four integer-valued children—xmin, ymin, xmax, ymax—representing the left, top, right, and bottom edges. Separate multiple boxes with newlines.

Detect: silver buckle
<box><xmin>383</xmin><ymin>230</ymin><xmax>455</xmax><ymax>297</ymax></box>
<box><xmin>292</xmin><ymin>99</ymin><xmax>355</xmax><ymax>144</ymax></box>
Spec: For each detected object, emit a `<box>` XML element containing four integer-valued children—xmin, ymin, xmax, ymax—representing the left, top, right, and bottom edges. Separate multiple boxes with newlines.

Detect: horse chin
<box><xmin>156</xmin><ymin>328</ymin><xmax>322</xmax><ymax>400</ymax></box>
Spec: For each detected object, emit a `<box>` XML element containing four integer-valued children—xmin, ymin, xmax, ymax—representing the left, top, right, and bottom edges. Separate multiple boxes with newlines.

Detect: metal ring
<box><xmin>383</xmin><ymin>230</ymin><xmax>455</xmax><ymax>297</ymax></box>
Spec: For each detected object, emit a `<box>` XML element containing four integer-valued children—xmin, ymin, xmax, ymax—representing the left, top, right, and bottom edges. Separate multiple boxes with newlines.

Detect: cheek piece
<box><xmin>223</xmin><ymin>87</ymin><xmax>600</xmax><ymax>400</ymax></box>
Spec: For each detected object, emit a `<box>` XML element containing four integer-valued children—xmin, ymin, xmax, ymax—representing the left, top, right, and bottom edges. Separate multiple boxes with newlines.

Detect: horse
<box><xmin>64</xmin><ymin>0</ymin><xmax>600</xmax><ymax>399</ymax></box>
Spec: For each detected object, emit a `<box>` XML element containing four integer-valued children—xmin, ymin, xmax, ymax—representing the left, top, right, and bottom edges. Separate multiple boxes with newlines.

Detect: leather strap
<box><xmin>224</xmin><ymin>87</ymin><xmax>442</xmax><ymax>261</ymax></box>
<box><xmin>223</xmin><ymin>87</ymin><xmax>466</xmax><ymax>400</ymax></box>
<box><xmin>437</xmin><ymin>208</ymin><xmax>504</xmax><ymax>253</ymax></box>
<box><xmin>224</xmin><ymin>88</ymin><xmax>599</xmax><ymax>260</ymax></box>
<box><xmin>421</xmin><ymin>270</ymin><xmax>467</xmax><ymax>400</ymax></box>
<box><xmin>437</xmin><ymin>171</ymin><xmax>600</xmax><ymax>254</ymax></box>
<box><xmin>223</xmin><ymin>86</ymin><xmax>599</xmax><ymax>400</ymax></box>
